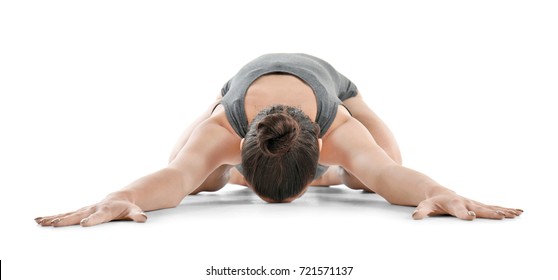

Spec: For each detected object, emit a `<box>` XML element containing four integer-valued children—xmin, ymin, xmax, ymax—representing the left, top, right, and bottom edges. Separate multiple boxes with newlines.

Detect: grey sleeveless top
<box><xmin>219</xmin><ymin>53</ymin><xmax>358</xmax><ymax>179</ymax></box>
<box><xmin>220</xmin><ymin>53</ymin><xmax>358</xmax><ymax>138</ymax></box>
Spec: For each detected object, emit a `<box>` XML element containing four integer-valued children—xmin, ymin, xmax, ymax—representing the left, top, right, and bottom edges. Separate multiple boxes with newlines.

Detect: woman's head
<box><xmin>241</xmin><ymin>105</ymin><xmax>321</xmax><ymax>203</ymax></box>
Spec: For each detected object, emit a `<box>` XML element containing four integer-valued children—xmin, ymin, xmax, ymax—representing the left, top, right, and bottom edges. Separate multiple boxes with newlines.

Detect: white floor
<box><xmin>3</xmin><ymin>183</ymin><xmax>554</xmax><ymax>280</ymax></box>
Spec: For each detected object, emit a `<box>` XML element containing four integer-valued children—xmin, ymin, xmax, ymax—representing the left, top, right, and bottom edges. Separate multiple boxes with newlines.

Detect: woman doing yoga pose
<box><xmin>35</xmin><ymin>53</ymin><xmax>522</xmax><ymax>227</ymax></box>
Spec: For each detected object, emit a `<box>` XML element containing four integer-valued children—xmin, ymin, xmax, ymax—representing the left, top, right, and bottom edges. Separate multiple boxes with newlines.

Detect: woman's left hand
<box><xmin>412</xmin><ymin>193</ymin><xmax>523</xmax><ymax>220</ymax></box>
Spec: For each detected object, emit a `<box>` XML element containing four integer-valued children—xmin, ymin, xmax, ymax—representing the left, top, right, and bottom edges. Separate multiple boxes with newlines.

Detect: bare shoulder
<box><xmin>340</xmin><ymin>92</ymin><xmax>375</xmax><ymax>118</ymax></box>
<box><xmin>321</xmin><ymin>105</ymin><xmax>353</xmax><ymax>139</ymax></box>
<box><xmin>320</xmin><ymin>114</ymin><xmax>364</xmax><ymax>166</ymax></box>
<box><xmin>210</xmin><ymin>104</ymin><xmax>241</xmax><ymax>138</ymax></box>
<box><xmin>321</xmin><ymin>91</ymin><xmax>373</xmax><ymax>139</ymax></box>
<box><xmin>321</xmin><ymin>114</ymin><xmax>393</xmax><ymax>169</ymax></box>
<box><xmin>202</xmin><ymin>108</ymin><xmax>242</xmax><ymax>155</ymax></box>
<box><xmin>170</xmin><ymin>108</ymin><xmax>242</xmax><ymax>169</ymax></box>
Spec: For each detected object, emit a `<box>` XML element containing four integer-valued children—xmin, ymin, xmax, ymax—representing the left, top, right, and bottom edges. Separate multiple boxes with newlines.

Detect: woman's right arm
<box><xmin>35</xmin><ymin>118</ymin><xmax>240</xmax><ymax>227</ymax></box>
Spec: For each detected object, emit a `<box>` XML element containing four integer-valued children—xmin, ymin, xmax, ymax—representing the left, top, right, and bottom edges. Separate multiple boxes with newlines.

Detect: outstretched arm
<box><xmin>36</xmin><ymin>118</ymin><xmax>240</xmax><ymax>227</ymax></box>
<box><xmin>322</xmin><ymin>118</ymin><xmax>522</xmax><ymax>220</ymax></box>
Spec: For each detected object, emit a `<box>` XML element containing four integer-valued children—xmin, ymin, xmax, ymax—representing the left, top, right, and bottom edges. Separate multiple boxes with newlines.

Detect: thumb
<box><xmin>412</xmin><ymin>200</ymin><xmax>435</xmax><ymax>220</ymax></box>
<box><xmin>128</xmin><ymin>205</ymin><xmax>148</xmax><ymax>223</ymax></box>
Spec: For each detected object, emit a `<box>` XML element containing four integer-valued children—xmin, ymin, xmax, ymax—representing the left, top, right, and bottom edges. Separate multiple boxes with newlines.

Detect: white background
<box><xmin>1</xmin><ymin>1</ymin><xmax>557</xmax><ymax>279</ymax></box>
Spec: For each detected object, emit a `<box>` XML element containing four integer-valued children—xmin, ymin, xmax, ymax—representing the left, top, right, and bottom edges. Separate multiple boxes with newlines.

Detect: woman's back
<box><xmin>219</xmin><ymin>53</ymin><xmax>358</xmax><ymax>138</ymax></box>
<box><xmin>244</xmin><ymin>73</ymin><xmax>318</xmax><ymax>124</ymax></box>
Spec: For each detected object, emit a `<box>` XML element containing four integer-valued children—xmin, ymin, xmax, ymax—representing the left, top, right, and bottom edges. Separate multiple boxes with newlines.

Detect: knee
<box><xmin>207</xmin><ymin>166</ymin><xmax>231</xmax><ymax>188</ymax></box>
<box><xmin>228</xmin><ymin>167</ymin><xmax>248</xmax><ymax>186</ymax></box>
<box><xmin>339</xmin><ymin>167</ymin><xmax>373</xmax><ymax>192</ymax></box>
<box><xmin>191</xmin><ymin>165</ymin><xmax>231</xmax><ymax>194</ymax></box>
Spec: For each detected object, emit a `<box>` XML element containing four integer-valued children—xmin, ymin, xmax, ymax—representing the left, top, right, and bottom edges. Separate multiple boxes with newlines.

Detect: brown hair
<box><xmin>241</xmin><ymin>105</ymin><xmax>320</xmax><ymax>202</ymax></box>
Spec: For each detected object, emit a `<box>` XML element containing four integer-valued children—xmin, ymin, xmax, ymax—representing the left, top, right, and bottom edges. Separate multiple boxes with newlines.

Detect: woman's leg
<box><xmin>310</xmin><ymin>166</ymin><xmax>374</xmax><ymax>192</ymax></box>
<box><xmin>228</xmin><ymin>167</ymin><xmax>248</xmax><ymax>186</ymax></box>
<box><xmin>342</xmin><ymin>93</ymin><xmax>402</xmax><ymax>164</ymax></box>
<box><xmin>309</xmin><ymin>167</ymin><xmax>342</xmax><ymax>186</ymax></box>
<box><xmin>190</xmin><ymin>164</ymin><xmax>233</xmax><ymax>194</ymax></box>
<box><xmin>229</xmin><ymin>164</ymin><xmax>369</xmax><ymax>191</ymax></box>
<box><xmin>168</xmin><ymin>96</ymin><xmax>222</xmax><ymax>163</ymax></box>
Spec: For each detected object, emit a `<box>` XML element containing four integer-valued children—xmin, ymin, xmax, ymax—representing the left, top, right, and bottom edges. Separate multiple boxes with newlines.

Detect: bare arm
<box><xmin>36</xmin><ymin>118</ymin><xmax>240</xmax><ymax>227</ymax></box>
<box><xmin>322</xmin><ymin>118</ymin><xmax>522</xmax><ymax>220</ymax></box>
<box><xmin>343</xmin><ymin>93</ymin><xmax>402</xmax><ymax>164</ymax></box>
<box><xmin>168</xmin><ymin>95</ymin><xmax>223</xmax><ymax>163</ymax></box>
<box><xmin>121</xmin><ymin>119</ymin><xmax>240</xmax><ymax>211</ymax></box>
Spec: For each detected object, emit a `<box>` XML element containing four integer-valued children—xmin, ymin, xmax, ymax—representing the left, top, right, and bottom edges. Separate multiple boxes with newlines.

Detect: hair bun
<box><xmin>256</xmin><ymin>112</ymin><xmax>301</xmax><ymax>156</ymax></box>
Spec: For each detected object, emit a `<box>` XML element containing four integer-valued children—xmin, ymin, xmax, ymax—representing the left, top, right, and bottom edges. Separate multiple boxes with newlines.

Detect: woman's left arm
<box><xmin>322</xmin><ymin>118</ymin><xmax>522</xmax><ymax>220</ymax></box>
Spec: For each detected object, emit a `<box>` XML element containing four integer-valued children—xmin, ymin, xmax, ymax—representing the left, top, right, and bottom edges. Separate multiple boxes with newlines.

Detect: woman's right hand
<box><xmin>35</xmin><ymin>196</ymin><xmax>147</xmax><ymax>227</ymax></box>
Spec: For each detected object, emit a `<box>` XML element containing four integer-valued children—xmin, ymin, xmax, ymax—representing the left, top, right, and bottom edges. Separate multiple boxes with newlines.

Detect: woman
<box><xmin>35</xmin><ymin>53</ymin><xmax>522</xmax><ymax>227</ymax></box>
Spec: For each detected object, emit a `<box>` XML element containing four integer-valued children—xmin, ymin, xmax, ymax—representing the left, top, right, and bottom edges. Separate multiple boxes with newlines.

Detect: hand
<box><xmin>35</xmin><ymin>198</ymin><xmax>147</xmax><ymax>227</ymax></box>
<box><xmin>412</xmin><ymin>193</ymin><xmax>523</xmax><ymax>220</ymax></box>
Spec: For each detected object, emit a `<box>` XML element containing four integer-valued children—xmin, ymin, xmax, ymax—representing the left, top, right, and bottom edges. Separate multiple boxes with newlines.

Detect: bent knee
<box><xmin>228</xmin><ymin>167</ymin><xmax>248</xmax><ymax>186</ymax></box>
<box><xmin>191</xmin><ymin>165</ymin><xmax>231</xmax><ymax>194</ymax></box>
<box><xmin>339</xmin><ymin>167</ymin><xmax>374</xmax><ymax>192</ymax></box>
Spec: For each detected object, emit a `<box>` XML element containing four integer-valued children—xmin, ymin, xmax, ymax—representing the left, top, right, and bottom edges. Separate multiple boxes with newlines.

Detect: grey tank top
<box><xmin>219</xmin><ymin>53</ymin><xmax>358</xmax><ymax>179</ymax></box>
<box><xmin>220</xmin><ymin>53</ymin><xmax>358</xmax><ymax>138</ymax></box>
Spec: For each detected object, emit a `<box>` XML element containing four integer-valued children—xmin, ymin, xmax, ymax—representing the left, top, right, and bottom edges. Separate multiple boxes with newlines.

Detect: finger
<box><xmin>38</xmin><ymin>213</ymin><xmax>76</xmax><ymax>227</ymax></box>
<box><xmin>494</xmin><ymin>207</ymin><xmax>523</xmax><ymax>218</ymax></box>
<box><xmin>52</xmin><ymin>209</ymin><xmax>95</xmax><ymax>227</ymax></box>
<box><xmin>412</xmin><ymin>207</ymin><xmax>432</xmax><ymax>220</ymax></box>
<box><xmin>80</xmin><ymin>208</ymin><xmax>113</xmax><ymax>227</ymax></box>
<box><xmin>470</xmin><ymin>201</ymin><xmax>524</xmax><ymax>218</ymax></box>
<box><xmin>412</xmin><ymin>200</ymin><xmax>440</xmax><ymax>220</ymax></box>
<box><xmin>36</xmin><ymin>206</ymin><xmax>91</xmax><ymax>226</ymax></box>
<box><xmin>35</xmin><ymin>212</ymin><xmax>73</xmax><ymax>223</ymax></box>
<box><xmin>468</xmin><ymin>205</ymin><xmax>506</xmax><ymax>220</ymax></box>
<box><xmin>480</xmin><ymin>204</ymin><xmax>523</xmax><ymax>219</ymax></box>
<box><xmin>36</xmin><ymin>213</ymin><xmax>70</xmax><ymax>226</ymax></box>
<box><xmin>126</xmin><ymin>204</ymin><xmax>148</xmax><ymax>223</ymax></box>
<box><xmin>500</xmin><ymin>210</ymin><xmax>516</xmax><ymax>219</ymax></box>
<box><xmin>447</xmin><ymin>203</ymin><xmax>476</xmax><ymax>221</ymax></box>
<box><xmin>129</xmin><ymin>211</ymin><xmax>148</xmax><ymax>223</ymax></box>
